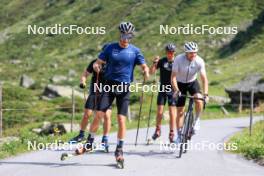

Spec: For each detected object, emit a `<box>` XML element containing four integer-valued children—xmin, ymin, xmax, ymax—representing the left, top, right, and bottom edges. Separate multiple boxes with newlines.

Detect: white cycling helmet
<box><xmin>184</xmin><ymin>42</ymin><xmax>199</xmax><ymax>52</ymax></box>
<box><xmin>118</xmin><ymin>22</ymin><xmax>135</xmax><ymax>34</ymax></box>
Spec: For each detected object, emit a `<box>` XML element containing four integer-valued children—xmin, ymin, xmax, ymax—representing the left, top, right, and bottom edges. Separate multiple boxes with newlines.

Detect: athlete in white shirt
<box><xmin>171</xmin><ymin>42</ymin><xmax>209</xmax><ymax>143</ymax></box>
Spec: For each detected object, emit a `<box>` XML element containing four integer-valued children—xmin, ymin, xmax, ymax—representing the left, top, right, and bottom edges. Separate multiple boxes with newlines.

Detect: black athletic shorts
<box><xmin>97</xmin><ymin>80</ymin><xmax>130</xmax><ymax>116</ymax></box>
<box><xmin>85</xmin><ymin>93</ymin><xmax>112</xmax><ymax>110</ymax></box>
<box><xmin>176</xmin><ymin>80</ymin><xmax>201</xmax><ymax>107</ymax></box>
<box><xmin>157</xmin><ymin>91</ymin><xmax>176</xmax><ymax>106</ymax></box>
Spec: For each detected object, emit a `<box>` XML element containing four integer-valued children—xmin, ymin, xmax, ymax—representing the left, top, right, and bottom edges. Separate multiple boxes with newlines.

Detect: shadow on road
<box><xmin>0</xmin><ymin>161</ymin><xmax>116</xmax><ymax>168</ymax></box>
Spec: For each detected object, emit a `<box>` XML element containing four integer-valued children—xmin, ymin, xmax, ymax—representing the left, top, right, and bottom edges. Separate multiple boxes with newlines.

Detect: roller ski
<box><xmin>115</xmin><ymin>147</ymin><xmax>124</xmax><ymax>169</ymax></box>
<box><xmin>60</xmin><ymin>142</ymin><xmax>93</xmax><ymax>161</ymax></box>
<box><xmin>146</xmin><ymin>127</ymin><xmax>161</xmax><ymax>145</ymax></box>
<box><xmin>60</xmin><ymin>141</ymin><xmax>111</xmax><ymax>161</ymax></box>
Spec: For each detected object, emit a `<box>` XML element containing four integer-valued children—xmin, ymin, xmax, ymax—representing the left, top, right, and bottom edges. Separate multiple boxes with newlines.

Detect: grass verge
<box><xmin>228</xmin><ymin>120</ymin><xmax>264</xmax><ymax>166</ymax></box>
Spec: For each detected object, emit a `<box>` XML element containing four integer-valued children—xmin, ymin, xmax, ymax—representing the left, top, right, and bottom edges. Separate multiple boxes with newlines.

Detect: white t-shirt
<box><xmin>172</xmin><ymin>53</ymin><xmax>206</xmax><ymax>83</ymax></box>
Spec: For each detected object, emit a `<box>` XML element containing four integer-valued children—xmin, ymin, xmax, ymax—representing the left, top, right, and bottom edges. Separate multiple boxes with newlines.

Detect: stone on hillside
<box><xmin>20</xmin><ymin>74</ymin><xmax>35</xmax><ymax>88</ymax></box>
<box><xmin>40</xmin><ymin>123</ymin><xmax>67</xmax><ymax>136</ymax></box>
<box><xmin>0</xmin><ymin>30</ymin><xmax>9</xmax><ymax>44</ymax></box>
<box><xmin>50</xmin><ymin>75</ymin><xmax>67</xmax><ymax>83</ymax></box>
<box><xmin>10</xmin><ymin>59</ymin><xmax>22</xmax><ymax>65</ymax></box>
<box><xmin>43</xmin><ymin>84</ymin><xmax>82</xmax><ymax>98</ymax></box>
<box><xmin>42</xmin><ymin>121</ymin><xmax>51</xmax><ymax>130</ymax></box>
<box><xmin>68</xmin><ymin>69</ymin><xmax>77</xmax><ymax>77</ymax></box>
<box><xmin>33</xmin><ymin>122</ymin><xmax>79</xmax><ymax>135</ymax></box>
<box><xmin>51</xmin><ymin>63</ymin><xmax>58</xmax><ymax>69</ymax></box>
<box><xmin>213</xmin><ymin>69</ymin><xmax>222</xmax><ymax>75</ymax></box>
<box><xmin>87</xmin><ymin>55</ymin><xmax>94</xmax><ymax>60</ymax></box>
<box><xmin>212</xmin><ymin>60</ymin><xmax>219</xmax><ymax>65</ymax></box>
<box><xmin>32</xmin><ymin>128</ymin><xmax>42</xmax><ymax>134</ymax></box>
<box><xmin>0</xmin><ymin>137</ymin><xmax>19</xmax><ymax>146</ymax></box>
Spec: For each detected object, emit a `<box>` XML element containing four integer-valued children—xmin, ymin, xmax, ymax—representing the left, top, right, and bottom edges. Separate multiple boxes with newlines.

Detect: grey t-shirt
<box><xmin>172</xmin><ymin>53</ymin><xmax>206</xmax><ymax>83</ymax></box>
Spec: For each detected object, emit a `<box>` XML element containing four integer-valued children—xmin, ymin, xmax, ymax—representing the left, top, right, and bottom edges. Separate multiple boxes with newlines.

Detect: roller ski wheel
<box><xmin>98</xmin><ymin>143</ymin><xmax>109</xmax><ymax>153</ymax></box>
<box><xmin>146</xmin><ymin>138</ymin><xmax>157</xmax><ymax>145</ymax></box>
<box><xmin>75</xmin><ymin>142</ymin><xmax>93</xmax><ymax>155</ymax></box>
<box><xmin>147</xmin><ymin>127</ymin><xmax>161</xmax><ymax>145</ymax></box>
<box><xmin>146</xmin><ymin>136</ymin><xmax>160</xmax><ymax>145</ymax></box>
<box><xmin>115</xmin><ymin>147</ymin><xmax>124</xmax><ymax>169</ymax></box>
<box><xmin>146</xmin><ymin>138</ymin><xmax>153</xmax><ymax>145</ymax></box>
<box><xmin>60</xmin><ymin>147</ymin><xmax>93</xmax><ymax>161</ymax></box>
<box><xmin>75</xmin><ymin>147</ymin><xmax>86</xmax><ymax>155</ymax></box>
<box><xmin>60</xmin><ymin>153</ymin><xmax>69</xmax><ymax>161</ymax></box>
<box><xmin>116</xmin><ymin>157</ymin><xmax>124</xmax><ymax>169</ymax></box>
<box><xmin>104</xmin><ymin>145</ymin><xmax>109</xmax><ymax>153</ymax></box>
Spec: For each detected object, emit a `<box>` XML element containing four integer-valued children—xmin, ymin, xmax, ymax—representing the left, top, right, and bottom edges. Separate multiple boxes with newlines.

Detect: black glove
<box><xmin>173</xmin><ymin>91</ymin><xmax>181</xmax><ymax>102</ymax></box>
<box><xmin>79</xmin><ymin>83</ymin><xmax>86</xmax><ymax>89</ymax></box>
<box><xmin>203</xmin><ymin>94</ymin><xmax>209</xmax><ymax>103</ymax></box>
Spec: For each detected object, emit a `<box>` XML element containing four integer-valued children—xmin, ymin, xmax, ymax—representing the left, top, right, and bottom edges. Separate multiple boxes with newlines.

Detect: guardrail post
<box><xmin>71</xmin><ymin>88</ymin><xmax>75</xmax><ymax>132</ymax></box>
<box><xmin>238</xmin><ymin>91</ymin><xmax>242</xmax><ymax>113</ymax></box>
<box><xmin>0</xmin><ymin>83</ymin><xmax>2</xmax><ymax>137</ymax></box>
<box><xmin>249</xmin><ymin>89</ymin><xmax>254</xmax><ymax>136</ymax></box>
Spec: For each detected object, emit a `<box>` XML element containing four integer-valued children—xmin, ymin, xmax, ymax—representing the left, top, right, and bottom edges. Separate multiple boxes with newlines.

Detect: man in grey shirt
<box><xmin>171</xmin><ymin>42</ymin><xmax>209</xmax><ymax>143</ymax></box>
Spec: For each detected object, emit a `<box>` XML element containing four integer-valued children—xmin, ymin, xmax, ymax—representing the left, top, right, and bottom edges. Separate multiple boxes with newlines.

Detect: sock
<box><xmin>195</xmin><ymin>111</ymin><xmax>201</xmax><ymax>120</ymax></box>
<box><xmin>117</xmin><ymin>139</ymin><xmax>124</xmax><ymax>148</ymax></box>
<box><xmin>177</xmin><ymin>128</ymin><xmax>182</xmax><ymax>135</ymax></box>
<box><xmin>156</xmin><ymin>125</ymin><xmax>161</xmax><ymax>131</ymax></box>
<box><xmin>101</xmin><ymin>135</ymin><xmax>108</xmax><ymax>143</ymax></box>
<box><xmin>79</xmin><ymin>130</ymin><xmax>84</xmax><ymax>137</ymax></box>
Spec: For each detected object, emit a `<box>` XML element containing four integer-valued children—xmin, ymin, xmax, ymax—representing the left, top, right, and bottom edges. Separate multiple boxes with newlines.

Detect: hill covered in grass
<box><xmin>0</xmin><ymin>0</ymin><xmax>264</xmax><ymax>131</ymax></box>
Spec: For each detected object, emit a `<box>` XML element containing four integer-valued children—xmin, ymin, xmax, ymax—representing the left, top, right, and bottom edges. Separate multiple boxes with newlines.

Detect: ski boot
<box><xmin>169</xmin><ymin>131</ymin><xmax>175</xmax><ymax>143</ymax></box>
<box><xmin>69</xmin><ymin>133</ymin><xmax>85</xmax><ymax>143</ymax></box>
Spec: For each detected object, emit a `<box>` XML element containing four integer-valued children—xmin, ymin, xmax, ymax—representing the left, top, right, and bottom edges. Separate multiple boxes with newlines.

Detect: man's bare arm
<box><xmin>200</xmin><ymin>72</ymin><xmax>208</xmax><ymax>95</ymax></box>
<box><xmin>150</xmin><ymin>56</ymin><xmax>160</xmax><ymax>74</ymax></box>
<box><xmin>171</xmin><ymin>71</ymin><xmax>179</xmax><ymax>92</ymax></box>
<box><xmin>140</xmin><ymin>63</ymin><xmax>150</xmax><ymax>80</ymax></box>
<box><xmin>93</xmin><ymin>58</ymin><xmax>105</xmax><ymax>73</ymax></box>
<box><xmin>80</xmin><ymin>70</ymin><xmax>90</xmax><ymax>84</ymax></box>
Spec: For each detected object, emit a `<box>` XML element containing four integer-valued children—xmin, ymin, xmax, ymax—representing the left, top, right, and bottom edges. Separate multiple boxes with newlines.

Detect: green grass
<box><xmin>0</xmin><ymin>107</ymin><xmax>167</xmax><ymax>159</ymax></box>
<box><xmin>228</xmin><ymin>120</ymin><xmax>264</xmax><ymax>161</ymax></box>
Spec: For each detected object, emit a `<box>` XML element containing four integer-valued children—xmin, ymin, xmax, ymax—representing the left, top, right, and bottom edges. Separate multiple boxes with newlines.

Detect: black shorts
<box><xmin>97</xmin><ymin>80</ymin><xmax>130</xmax><ymax>116</ymax></box>
<box><xmin>176</xmin><ymin>80</ymin><xmax>201</xmax><ymax>107</ymax></box>
<box><xmin>157</xmin><ymin>92</ymin><xmax>176</xmax><ymax>106</ymax></box>
<box><xmin>85</xmin><ymin>93</ymin><xmax>112</xmax><ymax>110</ymax></box>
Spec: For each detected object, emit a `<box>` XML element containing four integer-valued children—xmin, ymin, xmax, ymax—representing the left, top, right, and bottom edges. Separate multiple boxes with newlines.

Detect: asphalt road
<box><xmin>0</xmin><ymin>117</ymin><xmax>263</xmax><ymax>176</ymax></box>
